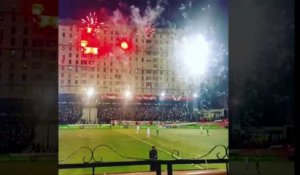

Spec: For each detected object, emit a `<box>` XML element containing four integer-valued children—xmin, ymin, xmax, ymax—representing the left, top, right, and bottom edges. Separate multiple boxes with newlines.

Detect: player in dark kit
<box><xmin>149</xmin><ymin>146</ymin><xmax>158</xmax><ymax>171</ymax></box>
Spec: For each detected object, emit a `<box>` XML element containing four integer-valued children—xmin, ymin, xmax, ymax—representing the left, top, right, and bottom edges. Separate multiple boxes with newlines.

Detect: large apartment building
<box><xmin>59</xmin><ymin>19</ymin><xmax>196</xmax><ymax>100</ymax></box>
<box><xmin>0</xmin><ymin>0</ymin><xmax>58</xmax><ymax>152</ymax></box>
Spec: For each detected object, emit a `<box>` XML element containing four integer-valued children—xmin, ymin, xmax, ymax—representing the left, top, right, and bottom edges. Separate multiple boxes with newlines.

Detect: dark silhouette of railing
<box><xmin>59</xmin><ymin>144</ymin><xmax>229</xmax><ymax>175</ymax></box>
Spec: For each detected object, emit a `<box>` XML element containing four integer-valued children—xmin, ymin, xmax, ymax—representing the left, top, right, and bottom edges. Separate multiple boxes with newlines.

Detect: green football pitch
<box><xmin>59</xmin><ymin>127</ymin><xmax>228</xmax><ymax>174</ymax></box>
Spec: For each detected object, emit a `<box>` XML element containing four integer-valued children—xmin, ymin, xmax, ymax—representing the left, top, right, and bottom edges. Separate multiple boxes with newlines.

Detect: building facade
<box><xmin>0</xmin><ymin>0</ymin><xmax>58</xmax><ymax>152</ymax></box>
<box><xmin>59</xmin><ymin>19</ymin><xmax>196</xmax><ymax>100</ymax></box>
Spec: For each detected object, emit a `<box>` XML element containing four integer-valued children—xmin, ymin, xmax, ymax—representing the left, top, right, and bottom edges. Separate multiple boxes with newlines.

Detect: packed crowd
<box><xmin>59</xmin><ymin>103</ymin><xmax>82</xmax><ymax>124</ymax></box>
<box><xmin>58</xmin><ymin>102</ymin><xmax>212</xmax><ymax>124</ymax></box>
<box><xmin>97</xmin><ymin>103</ymin><xmax>192</xmax><ymax>124</ymax></box>
<box><xmin>0</xmin><ymin>117</ymin><xmax>34</xmax><ymax>153</ymax></box>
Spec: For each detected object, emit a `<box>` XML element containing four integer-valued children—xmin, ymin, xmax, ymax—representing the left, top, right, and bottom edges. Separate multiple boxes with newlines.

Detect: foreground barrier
<box><xmin>59</xmin><ymin>145</ymin><xmax>229</xmax><ymax>175</ymax></box>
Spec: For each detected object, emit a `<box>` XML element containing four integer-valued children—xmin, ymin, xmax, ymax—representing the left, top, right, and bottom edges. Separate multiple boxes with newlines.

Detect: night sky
<box><xmin>59</xmin><ymin>0</ymin><xmax>227</xmax><ymax>30</ymax></box>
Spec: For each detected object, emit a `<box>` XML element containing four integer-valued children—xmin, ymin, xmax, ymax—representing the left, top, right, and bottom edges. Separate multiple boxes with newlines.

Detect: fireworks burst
<box><xmin>144</xmin><ymin>22</ymin><xmax>155</xmax><ymax>38</ymax></box>
<box><xmin>81</xmin><ymin>12</ymin><xmax>98</xmax><ymax>27</ymax></box>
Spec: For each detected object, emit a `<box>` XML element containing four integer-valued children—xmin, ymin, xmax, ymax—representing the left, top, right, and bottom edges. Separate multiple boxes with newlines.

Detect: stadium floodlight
<box><xmin>124</xmin><ymin>90</ymin><xmax>131</xmax><ymax>98</ymax></box>
<box><xmin>86</xmin><ymin>87</ymin><xmax>95</xmax><ymax>97</ymax></box>
<box><xmin>181</xmin><ymin>34</ymin><xmax>211</xmax><ymax>77</ymax></box>
<box><xmin>193</xmin><ymin>93</ymin><xmax>198</xmax><ymax>98</ymax></box>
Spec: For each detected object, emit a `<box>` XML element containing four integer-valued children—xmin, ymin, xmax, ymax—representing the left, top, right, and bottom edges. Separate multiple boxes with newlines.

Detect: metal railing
<box><xmin>59</xmin><ymin>144</ymin><xmax>229</xmax><ymax>175</ymax></box>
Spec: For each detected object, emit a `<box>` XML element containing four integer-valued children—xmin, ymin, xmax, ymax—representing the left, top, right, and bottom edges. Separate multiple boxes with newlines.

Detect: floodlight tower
<box><xmin>80</xmin><ymin>87</ymin><xmax>98</xmax><ymax>124</ymax></box>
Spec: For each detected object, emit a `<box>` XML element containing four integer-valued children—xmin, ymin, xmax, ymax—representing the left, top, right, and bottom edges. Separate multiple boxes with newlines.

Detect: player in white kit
<box><xmin>146</xmin><ymin>126</ymin><xmax>150</xmax><ymax>139</ymax></box>
<box><xmin>136</xmin><ymin>125</ymin><xmax>140</xmax><ymax>134</ymax></box>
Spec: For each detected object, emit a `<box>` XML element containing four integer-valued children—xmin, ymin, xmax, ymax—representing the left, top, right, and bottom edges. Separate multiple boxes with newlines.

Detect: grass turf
<box><xmin>59</xmin><ymin>127</ymin><xmax>228</xmax><ymax>174</ymax></box>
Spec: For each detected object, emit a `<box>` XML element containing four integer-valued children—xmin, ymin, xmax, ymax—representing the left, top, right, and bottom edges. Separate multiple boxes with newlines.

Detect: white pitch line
<box><xmin>114</xmin><ymin>130</ymin><xmax>205</xmax><ymax>170</ymax></box>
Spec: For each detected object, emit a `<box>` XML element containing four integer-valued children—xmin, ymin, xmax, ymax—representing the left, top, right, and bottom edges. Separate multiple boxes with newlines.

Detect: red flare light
<box><xmin>81</xmin><ymin>40</ymin><xmax>88</xmax><ymax>47</ymax></box>
<box><xmin>120</xmin><ymin>41</ymin><xmax>129</xmax><ymax>50</ymax></box>
<box><xmin>87</xmin><ymin>27</ymin><xmax>92</xmax><ymax>33</ymax></box>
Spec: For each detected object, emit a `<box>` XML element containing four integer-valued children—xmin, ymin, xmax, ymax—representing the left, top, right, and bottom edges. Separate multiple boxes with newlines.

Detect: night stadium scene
<box><xmin>58</xmin><ymin>0</ymin><xmax>228</xmax><ymax>174</ymax></box>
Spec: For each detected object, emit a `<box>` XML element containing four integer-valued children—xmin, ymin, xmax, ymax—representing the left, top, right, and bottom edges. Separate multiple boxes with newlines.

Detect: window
<box><xmin>68</xmin><ymin>60</ymin><xmax>72</xmax><ymax>64</ymax></box>
<box><xmin>9</xmin><ymin>63</ymin><xmax>14</xmax><ymax>70</ymax></box>
<box><xmin>11</xmin><ymin>27</ymin><xmax>16</xmax><ymax>34</ymax></box>
<box><xmin>24</xmin><ymin>16</ymin><xmax>28</xmax><ymax>23</ymax></box>
<box><xmin>146</xmin><ymin>70</ymin><xmax>152</xmax><ymax>74</ymax></box>
<box><xmin>61</xmin><ymin>73</ymin><xmax>64</xmax><ymax>77</ymax></box>
<box><xmin>23</xmin><ymin>39</ymin><xmax>28</xmax><ymax>47</ymax></box>
<box><xmin>0</xmin><ymin>28</ymin><xmax>3</xmax><ymax>38</ymax></box>
<box><xmin>9</xmin><ymin>74</ymin><xmax>14</xmax><ymax>81</ymax></box>
<box><xmin>12</xmin><ymin>15</ymin><xmax>16</xmax><ymax>22</ymax></box>
<box><xmin>23</xmin><ymin>63</ymin><xmax>27</xmax><ymax>69</ymax></box>
<box><xmin>69</xmin><ymin>53</ymin><xmax>72</xmax><ymax>58</ymax></box>
<box><xmin>11</xmin><ymin>38</ymin><xmax>15</xmax><ymax>45</ymax></box>
<box><xmin>32</xmin><ymin>63</ymin><xmax>41</xmax><ymax>70</ymax></box>
<box><xmin>62</xmin><ymin>32</ymin><xmax>65</xmax><ymax>37</ymax></box>
<box><xmin>22</xmin><ymin>74</ymin><xmax>27</xmax><ymax>81</ymax></box>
